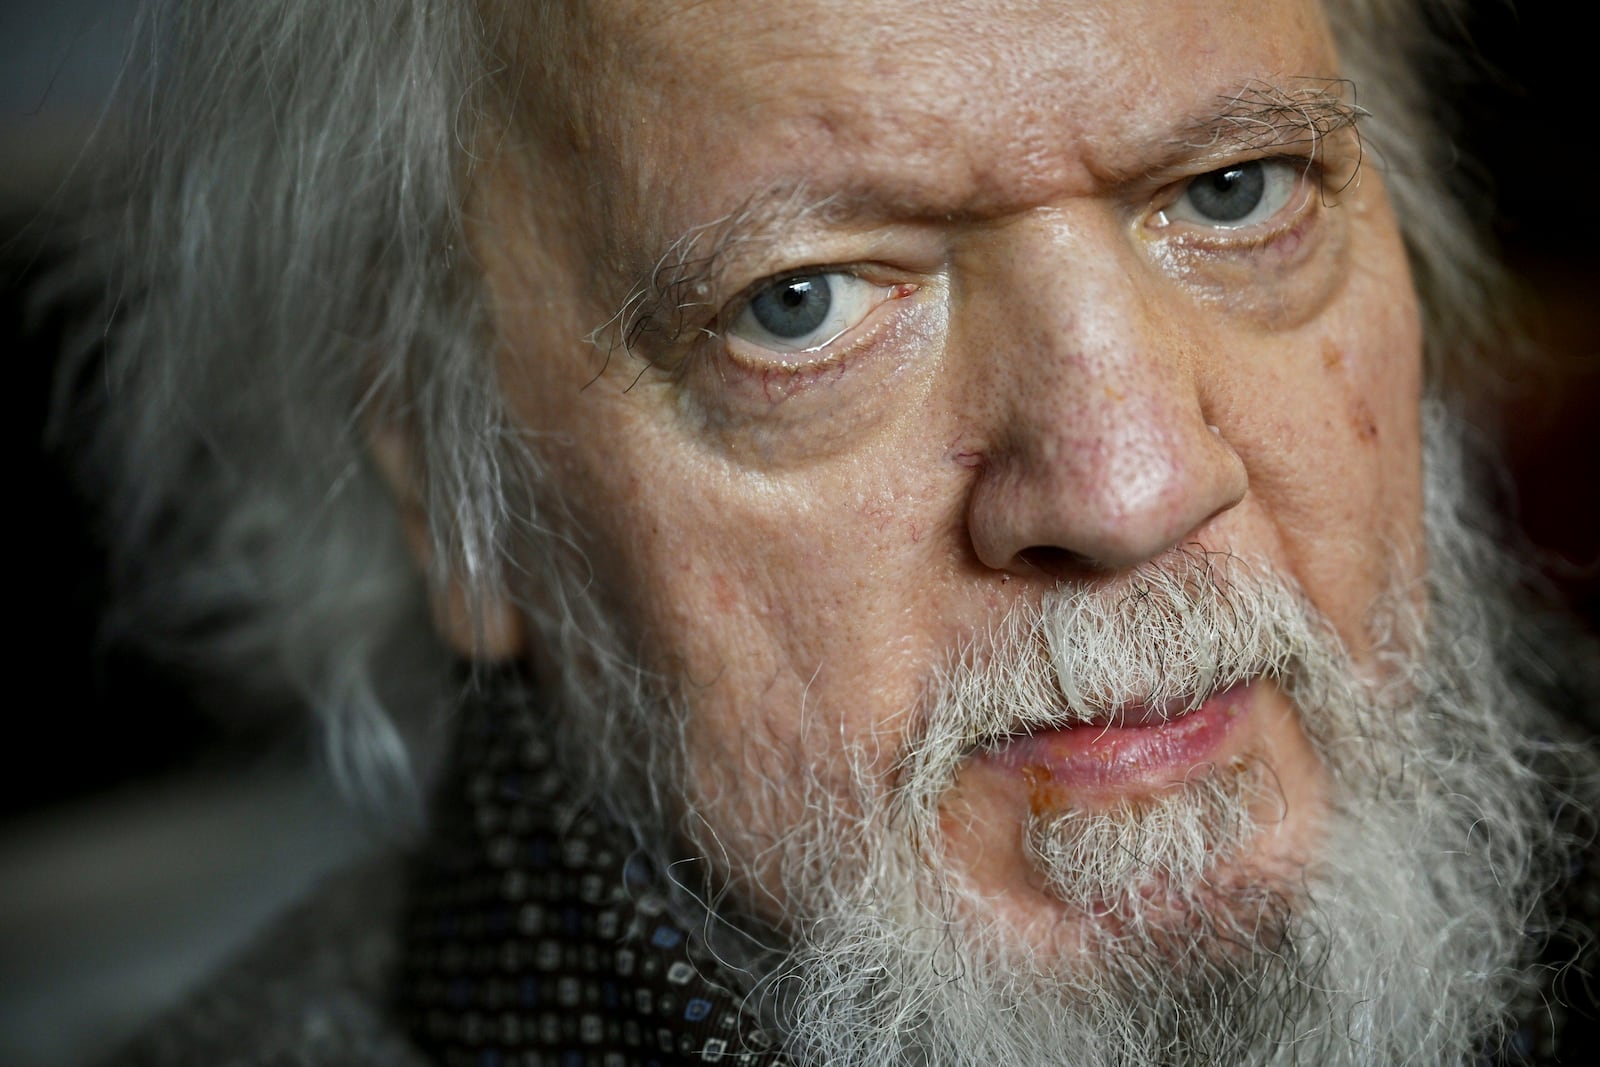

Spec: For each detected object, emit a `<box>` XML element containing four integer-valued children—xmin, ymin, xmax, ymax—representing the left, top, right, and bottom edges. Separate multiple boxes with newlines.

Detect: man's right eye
<box><xmin>748</xmin><ymin>274</ymin><xmax>834</xmax><ymax>340</ymax></box>
<box><xmin>727</xmin><ymin>271</ymin><xmax>900</xmax><ymax>362</ymax></box>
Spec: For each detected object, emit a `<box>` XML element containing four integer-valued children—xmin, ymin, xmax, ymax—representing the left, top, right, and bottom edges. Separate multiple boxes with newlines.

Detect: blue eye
<box><xmin>748</xmin><ymin>274</ymin><xmax>833</xmax><ymax>340</ymax></box>
<box><xmin>1186</xmin><ymin>163</ymin><xmax>1265</xmax><ymax>222</ymax></box>
<box><xmin>1168</xmin><ymin>159</ymin><xmax>1302</xmax><ymax>229</ymax></box>
<box><xmin>729</xmin><ymin>271</ymin><xmax>896</xmax><ymax>358</ymax></box>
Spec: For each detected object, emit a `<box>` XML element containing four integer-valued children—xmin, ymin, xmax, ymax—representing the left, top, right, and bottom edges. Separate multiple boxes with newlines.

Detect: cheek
<box><xmin>551</xmin><ymin>440</ymin><xmax>979</xmax><ymax>881</ymax></box>
<box><xmin>1207</xmin><ymin>194</ymin><xmax>1425</xmax><ymax>663</ymax></box>
<box><xmin>535</xmin><ymin>403</ymin><xmax>966</xmax><ymax>757</ymax></box>
<box><xmin>1335</xmin><ymin>264</ymin><xmax>1425</xmax><ymax>521</ymax></box>
<box><xmin>1288</xmin><ymin>267</ymin><xmax>1426</xmax><ymax>654</ymax></box>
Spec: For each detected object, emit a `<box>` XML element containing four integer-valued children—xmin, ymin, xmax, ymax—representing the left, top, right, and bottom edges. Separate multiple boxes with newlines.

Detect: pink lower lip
<box><xmin>985</xmin><ymin>685</ymin><xmax>1252</xmax><ymax>796</ymax></box>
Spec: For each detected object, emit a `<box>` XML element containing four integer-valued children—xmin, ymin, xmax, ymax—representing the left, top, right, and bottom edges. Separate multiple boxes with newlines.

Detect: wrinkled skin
<box><xmin>463</xmin><ymin>0</ymin><xmax>1425</xmax><ymax>940</ymax></box>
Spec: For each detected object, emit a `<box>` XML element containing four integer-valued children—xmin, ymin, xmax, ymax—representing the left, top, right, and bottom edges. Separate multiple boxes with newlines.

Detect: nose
<box><xmin>963</xmin><ymin>220</ymin><xmax>1248</xmax><ymax>576</ymax></box>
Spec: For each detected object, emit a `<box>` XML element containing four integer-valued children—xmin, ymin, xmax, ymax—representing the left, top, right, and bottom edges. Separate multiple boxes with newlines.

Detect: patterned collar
<box><xmin>400</xmin><ymin>690</ymin><xmax>785</xmax><ymax>1066</ymax></box>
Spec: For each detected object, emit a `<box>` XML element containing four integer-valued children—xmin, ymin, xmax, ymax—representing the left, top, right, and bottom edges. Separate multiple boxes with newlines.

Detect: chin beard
<box><xmin>1023</xmin><ymin>752</ymin><xmax>1270</xmax><ymax>915</ymax></box>
<box><xmin>542</xmin><ymin>400</ymin><xmax>1597</xmax><ymax>1067</ymax></box>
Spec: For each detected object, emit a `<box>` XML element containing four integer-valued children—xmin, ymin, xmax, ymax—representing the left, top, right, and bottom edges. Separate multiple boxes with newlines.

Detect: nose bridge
<box><xmin>999</xmin><ymin>217</ymin><xmax>1188</xmax><ymax>428</ymax></box>
<box><xmin>963</xmin><ymin>214</ymin><xmax>1247</xmax><ymax>573</ymax></box>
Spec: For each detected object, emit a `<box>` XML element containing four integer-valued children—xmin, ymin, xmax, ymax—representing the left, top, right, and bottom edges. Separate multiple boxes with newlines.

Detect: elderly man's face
<box><xmin>476</xmin><ymin>0</ymin><xmax>1422</xmax><ymax>948</ymax></box>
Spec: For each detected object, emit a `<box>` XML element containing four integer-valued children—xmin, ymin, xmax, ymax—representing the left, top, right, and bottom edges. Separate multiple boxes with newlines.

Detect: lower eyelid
<box><xmin>1149</xmin><ymin>192</ymin><xmax>1343</xmax><ymax>321</ymax></box>
<box><xmin>716</xmin><ymin>283</ymin><xmax>922</xmax><ymax>393</ymax></box>
<box><xmin>725</xmin><ymin>305</ymin><xmax>876</xmax><ymax>371</ymax></box>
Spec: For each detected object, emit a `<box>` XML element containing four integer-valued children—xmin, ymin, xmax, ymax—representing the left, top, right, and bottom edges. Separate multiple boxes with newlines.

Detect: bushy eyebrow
<box><xmin>593</xmin><ymin>77</ymin><xmax>1367</xmax><ymax>359</ymax></box>
<box><xmin>1176</xmin><ymin>77</ymin><xmax>1366</xmax><ymax>156</ymax></box>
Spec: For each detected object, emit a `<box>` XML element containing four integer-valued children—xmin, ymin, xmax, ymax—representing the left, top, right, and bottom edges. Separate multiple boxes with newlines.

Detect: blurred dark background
<box><xmin>1</xmin><ymin>1</ymin><xmax>1597</xmax><ymax>1064</ymax></box>
<box><xmin>1451</xmin><ymin>5</ymin><xmax>1600</xmax><ymax>643</ymax></box>
<box><xmin>2</xmin><ymin>10</ymin><xmax>368</xmax><ymax>1063</ymax></box>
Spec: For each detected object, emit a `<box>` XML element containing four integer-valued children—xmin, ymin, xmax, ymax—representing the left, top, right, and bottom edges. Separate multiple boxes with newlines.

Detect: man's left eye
<box><xmin>728</xmin><ymin>272</ymin><xmax>896</xmax><ymax>358</ymax></box>
<box><xmin>1166</xmin><ymin>159</ymin><xmax>1304</xmax><ymax>230</ymax></box>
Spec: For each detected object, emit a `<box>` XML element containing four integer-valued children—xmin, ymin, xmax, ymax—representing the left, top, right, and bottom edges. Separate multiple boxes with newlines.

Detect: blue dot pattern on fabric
<box><xmin>401</xmin><ymin>683</ymin><xmax>787</xmax><ymax>1066</ymax></box>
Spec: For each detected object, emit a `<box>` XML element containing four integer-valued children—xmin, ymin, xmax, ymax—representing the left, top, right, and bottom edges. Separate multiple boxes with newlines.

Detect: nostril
<box><xmin>1016</xmin><ymin>545</ymin><xmax>1102</xmax><ymax>580</ymax></box>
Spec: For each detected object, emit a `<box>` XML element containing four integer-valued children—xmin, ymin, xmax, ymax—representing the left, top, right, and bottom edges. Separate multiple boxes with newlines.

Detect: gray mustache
<box><xmin>896</xmin><ymin>549</ymin><xmax>1326</xmax><ymax>805</ymax></box>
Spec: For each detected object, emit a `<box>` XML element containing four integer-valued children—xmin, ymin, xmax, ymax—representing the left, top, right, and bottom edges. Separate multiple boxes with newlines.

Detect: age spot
<box><xmin>1352</xmin><ymin>397</ymin><xmax>1379</xmax><ymax>443</ymax></box>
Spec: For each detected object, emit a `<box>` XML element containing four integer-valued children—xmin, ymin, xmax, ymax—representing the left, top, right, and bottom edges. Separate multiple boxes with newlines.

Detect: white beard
<box><xmin>545</xmin><ymin>401</ymin><xmax>1597</xmax><ymax>1067</ymax></box>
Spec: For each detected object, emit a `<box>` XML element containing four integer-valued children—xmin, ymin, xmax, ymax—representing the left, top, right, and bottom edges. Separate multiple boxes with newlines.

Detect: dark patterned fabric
<box><xmin>399</xmin><ymin>690</ymin><xmax>787</xmax><ymax>1067</ymax></box>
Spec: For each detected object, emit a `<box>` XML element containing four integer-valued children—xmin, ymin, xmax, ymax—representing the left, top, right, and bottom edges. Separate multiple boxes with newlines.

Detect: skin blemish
<box><xmin>1352</xmin><ymin>397</ymin><xmax>1379</xmax><ymax>443</ymax></box>
<box><xmin>946</xmin><ymin>431</ymin><xmax>987</xmax><ymax>470</ymax></box>
<box><xmin>1023</xmin><ymin>763</ymin><xmax>1067</xmax><ymax>817</ymax></box>
<box><xmin>1321</xmin><ymin>341</ymin><xmax>1344</xmax><ymax>370</ymax></box>
<box><xmin>710</xmin><ymin>573</ymin><xmax>739</xmax><ymax>613</ymax></box>
<box><xmin>752</xmin><ymin>355</ymin><xmax>850</xmax><ymax>405</ymax></box>
<box><xmin>951</xmin><ymin>450</ymin><xmax>986</xmax><ymax>470</ymax></box>
<box><xmin>856</xmin><ymin>490</ymin><xmax>900</xmax><ymax>535</ymax></box>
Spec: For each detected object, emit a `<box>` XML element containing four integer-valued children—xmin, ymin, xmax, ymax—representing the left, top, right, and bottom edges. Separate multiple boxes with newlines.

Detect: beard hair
<box><xmin>538</xmin><ymin>398</ymin><xmax>1597</xmax><ymax>1066</ymax></box>
<box><xmin>1023</xmin><ymin>752</ymin><xmax>1271</xmax><ymax>915</ymax></box>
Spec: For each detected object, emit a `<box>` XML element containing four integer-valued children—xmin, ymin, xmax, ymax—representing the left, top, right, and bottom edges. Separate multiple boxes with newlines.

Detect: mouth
<box><xmin>978</xmin><ymin>683</ymin><xmax>1255</xmax><ymax>801</ymax></box>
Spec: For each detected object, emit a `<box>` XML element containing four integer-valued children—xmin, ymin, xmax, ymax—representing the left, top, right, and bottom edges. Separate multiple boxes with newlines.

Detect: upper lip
<box><xmin>974</xmin><ymin>693</ymin><xmax>1207</xmax><ymax>758</ymax></box>
<box><xmin>1081</xmin><ymin>693</ymin><xmax>1202</xmax><ymax>729</ymax></box>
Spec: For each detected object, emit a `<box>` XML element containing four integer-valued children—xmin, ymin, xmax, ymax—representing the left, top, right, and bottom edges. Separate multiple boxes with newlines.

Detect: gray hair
<box><xmin>57</xmin><ymin>0</ymin><xmax>1507</xmax><ymax>822</ymax></box>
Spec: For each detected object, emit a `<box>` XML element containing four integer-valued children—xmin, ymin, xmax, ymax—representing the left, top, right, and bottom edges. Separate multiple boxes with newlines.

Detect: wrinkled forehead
<box><xmin>512</xmin><ymin>0</ymin><xmax>1339</xmax><ymax>276</ymax></box>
